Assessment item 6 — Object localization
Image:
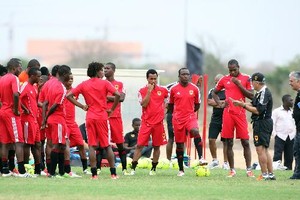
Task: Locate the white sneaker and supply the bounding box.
[199,158,208,166]
[169,160,173,169]
[17,172,36,178]
[83,169,92,175]
[40,170,48,176]
[177,171,185,177]
[208,160,219,169]
[68,172,82,178]
[273,160,287,170]
[130,170,135,175]
[149,170,156,176]
[222,162,230,170]
[2,172,13,177]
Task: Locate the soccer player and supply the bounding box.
[231,72,275,180]
[42,65,71,177]
[64,73,88,176]
[0,58,33,177]
[130,69,168,175]
[0,64,7,77]
[168,68,206,177]
[212,59,254,178]
[104,62,129,175]
[288,71,300,179]
[66,62,120,180]
[20,67,42,175]
[19,59,40,84]
[207,74,229,169]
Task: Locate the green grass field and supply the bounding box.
[0,167,299,200]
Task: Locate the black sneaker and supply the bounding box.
[268,173,276,180]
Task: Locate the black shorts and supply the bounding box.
[253,118,273,147]
[208,122,223,140]
[166,112,174,140]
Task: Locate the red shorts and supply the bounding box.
[86,119,109,148]
[48,123,67,145]
[172,117,198,143]
[108,117,124,144]
[21,119,40,144]
[45,126,52,141]
[66,123,84,147]
[137,121,167,146]
[0,112,24,144]
[221,111,249,139]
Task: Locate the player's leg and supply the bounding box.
[166,112,174,162]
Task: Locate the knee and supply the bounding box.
[225,139,234,148]
[176,143,184,149]
[35,142,42,149]
[241,140,250,148]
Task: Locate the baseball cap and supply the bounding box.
[251,72,265,83]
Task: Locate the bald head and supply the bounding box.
[214,74,224,84]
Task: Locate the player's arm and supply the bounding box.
[194,103,200,112]
[229,98,259,114]
[107,92,125,102]
[21,103,30,114]
[41,101,48,129]
[231,77,254,99]
[107,91,120,116]
[167,103,174,113]
[208,90,225,108]
[66,91,88,111]
[13,92,20,116]
[140,84,154,107]
[212,88,226,108]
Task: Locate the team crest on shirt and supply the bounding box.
[115,85,119,90]
[254,135,259,141]
[131,134,135,138]
[157,91,161,96]
[189,90,194,95]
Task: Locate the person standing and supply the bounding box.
[212,59,254,177]
[231,72,275,180]
[104,62,129,175]
[288,71,300,179]
[130,69,168,175]
[207,74,229,170]
[272,94,295,170]
[66,62,120,180]
[168,68,206,177]
[19,59,40,85]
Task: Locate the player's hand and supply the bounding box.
[147,83,154,92]
[107,109,113,117]
[229,97,243,107]
[231,77,240,86]
[41,121,48,130]
[81,105,89,111]
[23,108,30,115]
[13,109,20,116]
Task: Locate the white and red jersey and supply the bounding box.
[169,82,200,123]
[0,73,20,115]
[64,88,77,125]
[71,78,117,120]
[215,73,253,114]
[46,79,66,124]
[138,85,168,125]
[20,81,38,121]
[106,79,125,118]
[38,76,56,103]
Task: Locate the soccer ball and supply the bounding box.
[195,166,210,177]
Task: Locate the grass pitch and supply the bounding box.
[0,167,299,200]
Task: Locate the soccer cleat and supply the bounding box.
[90,175,98,180]
[12,168,20,176]
[268,173,276,180]
[227,170,236,177]
[61,173,71,178]
[256,174,269,181]
[111,174,119,180]
[122,170,131,176]
[130,170,136,175]
[48,175,64,179]
[222,162,230,170]
[208,160,219,169]
[17,172,36,178]
[97,169,101,175]
[246,170,255,178]
[199,158,208,166]
[83,169,92,175]
[68,172,82,178]
[177,171,185,177]
[149,170,156,176]
[2,172,13,177]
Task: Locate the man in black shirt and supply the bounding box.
[231,72,275,180]
[289,71,300,179]
[124,118,153,158]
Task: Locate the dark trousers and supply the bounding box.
[292,133,300,177]
[273,135,294,170]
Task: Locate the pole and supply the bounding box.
[202,74,208,159]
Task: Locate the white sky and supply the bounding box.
[1,0,300,67]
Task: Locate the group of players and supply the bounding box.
[3,57,296,180]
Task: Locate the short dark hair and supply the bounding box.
[178,67,189,76]
[106,62,116,71]
[40,66,50,76]
[87,62,104,78]
[7,58,21,71]
[28,67,40,76]
[282,94,291,103]
[51,65,60,76]
[146,69,158,79]
[132,118,141,124]
[0,64,7,76]
[27,59,40,69]
[58,65,71,77]
[228,59,239,67]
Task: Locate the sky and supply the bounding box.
[1,0,300,68]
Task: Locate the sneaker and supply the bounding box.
[149,170,156,176]
[68,172,82,178]
[290,175,300,179]
[122,170,130,176]
[199,158,208,166]
[2,172,13,177]
[273,160,287,170]
[83,169,92,175]
[130,170,136,175]
[177,171,185,177]
[227,170,236,177]
[268,173,276,180]
[61,173,71,178]
[90,175,98,180]
[111,174,119,180]
[97,169,101,175]
[256,174,269,181]
[12,168,20,176]
[222,162,230,170]
[208,160,219,169]
[169,160,173,169]
[17,172,36,178]
[246,170,255,178]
